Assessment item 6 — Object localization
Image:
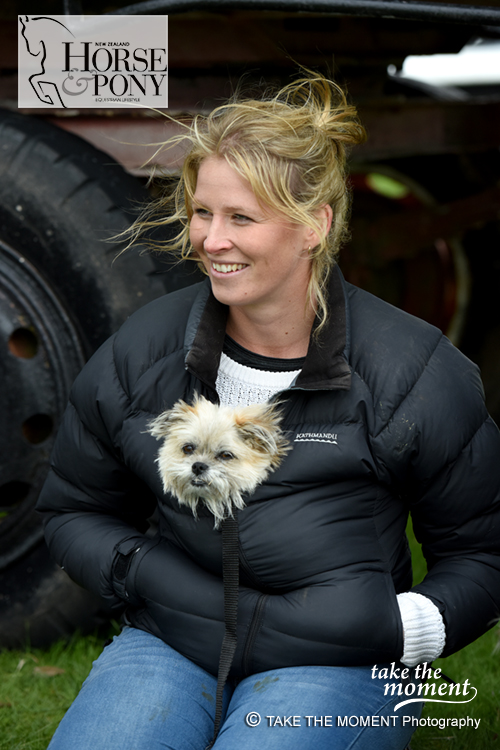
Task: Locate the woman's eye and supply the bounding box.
[217,451,235,461]
[194,208,210,217]
[182,444,196,455]
[233,214,251,223]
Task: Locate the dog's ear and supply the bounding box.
[237,420,278,453]
[235,405,290,466]
[148,399,194,439]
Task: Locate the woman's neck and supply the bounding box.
[226,303,315,358]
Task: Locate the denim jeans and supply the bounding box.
[48,627,421,750]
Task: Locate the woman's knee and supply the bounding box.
[48,628,222,750]
[213,664,420,750]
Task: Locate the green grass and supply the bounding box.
[407,519,500,749]
[0,530,498,749]
[406,628,500,749]
[0,625,119,750]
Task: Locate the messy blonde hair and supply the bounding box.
[131,71,366,331]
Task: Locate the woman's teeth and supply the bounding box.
[212,263,247,274]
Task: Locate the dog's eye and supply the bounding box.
[217,451,235,461]
[182,444,196,455]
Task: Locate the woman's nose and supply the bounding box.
[203,216,232,254]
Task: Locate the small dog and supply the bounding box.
[148,394,289,527]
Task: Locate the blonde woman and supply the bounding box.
[38,73,500,750]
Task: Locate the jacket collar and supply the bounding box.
[184,265,351,393]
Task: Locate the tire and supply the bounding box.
[0,110,168,647]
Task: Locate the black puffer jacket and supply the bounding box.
[37,267,500,678]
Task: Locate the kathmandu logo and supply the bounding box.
[294,432,338,445]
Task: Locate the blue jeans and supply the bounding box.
[48,627,421,749]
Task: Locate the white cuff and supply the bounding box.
[397,591,446,667]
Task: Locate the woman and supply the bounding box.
[37,73,500,749]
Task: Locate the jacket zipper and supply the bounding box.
[242,593,268,676]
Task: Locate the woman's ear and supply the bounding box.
[316,204,333,238]
[305,204,333,249]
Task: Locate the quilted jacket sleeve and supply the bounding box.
[372,333,500,657]
[36,333,157,611]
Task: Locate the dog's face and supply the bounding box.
[148,395,289,526]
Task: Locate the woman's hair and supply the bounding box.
[131,70,366,331]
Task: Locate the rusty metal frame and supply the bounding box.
[106,0,500,26]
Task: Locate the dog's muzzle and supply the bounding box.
[191,461,209,486]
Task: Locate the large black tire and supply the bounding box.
[0,110,169,648]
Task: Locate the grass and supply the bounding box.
[0,529,498,749]
[405,628,500,749]
[0,629,115,750]
[406,519,500,749]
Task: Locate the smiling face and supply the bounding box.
[189,156,316,318]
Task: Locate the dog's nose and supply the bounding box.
[192,461,208,476]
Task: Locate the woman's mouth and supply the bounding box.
[211,262,248,274]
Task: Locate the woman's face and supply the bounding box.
[189,156,318,316]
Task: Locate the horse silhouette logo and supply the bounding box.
[20,16,72,107]
[18,14,169,109]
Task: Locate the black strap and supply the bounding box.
[205,515,240,750]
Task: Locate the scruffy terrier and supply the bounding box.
[148,394,289,527]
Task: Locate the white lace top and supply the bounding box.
[215,352,301,407]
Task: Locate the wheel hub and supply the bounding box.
[0,239,85,569]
